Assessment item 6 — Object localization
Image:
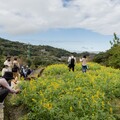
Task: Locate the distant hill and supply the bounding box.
[0,37,71,69]
[0,37,96,69]
[0,37,71,57]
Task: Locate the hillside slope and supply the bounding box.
[0,37,72,69]
[5,62,120,120]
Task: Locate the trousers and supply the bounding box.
[0,88,9,102]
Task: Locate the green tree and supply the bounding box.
[110,33,120,47]
[94,33,120,68]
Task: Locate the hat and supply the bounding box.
[2,72,14,81]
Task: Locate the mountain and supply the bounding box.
[0,37,73,69]
[0,37,96,70]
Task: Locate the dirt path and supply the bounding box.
[0,109,4,120]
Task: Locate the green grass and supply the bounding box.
[11,62,120,120]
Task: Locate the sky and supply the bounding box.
[0,0,120,52]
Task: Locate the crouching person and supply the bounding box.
[0,72,19,108]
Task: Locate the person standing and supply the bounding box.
[4,57,13,72]
[12,57,20,81]
[68,55,76,72]
[1,65,10,77]
[80,55,87,73]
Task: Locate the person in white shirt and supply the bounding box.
[80,55,87,73]
[12,57,20,81]
[4,57,13,72]
[1,65,10,76]
[68,55,76,72]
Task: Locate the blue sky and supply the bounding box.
[0,0,120,52]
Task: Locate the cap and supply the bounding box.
[2,72,14,81]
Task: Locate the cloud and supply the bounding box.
[0,0,120,35]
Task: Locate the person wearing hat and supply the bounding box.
[0,72,19,108]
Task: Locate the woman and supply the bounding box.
[12,57,20,82]
[0,72,19,108]
[80,55,87,73]
[1,65,9,76]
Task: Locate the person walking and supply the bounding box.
[80,55,87,73]
[68,55,76,72]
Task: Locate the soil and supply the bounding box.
[4,94,27,120]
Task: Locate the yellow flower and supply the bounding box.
[70,106,73,112]
[96,91,99,98]
[75,87,81,92]
[32,98,36,102]
[92,96,96,103]
[102,101,104,109]
[43,103,52,110]
[110,107,113,114]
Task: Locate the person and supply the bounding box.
[26,66,32,76]
[1,65,10,76]
[80,55,87,73]
[20,66,28,79]
[12,57,20,81]
[68,55,76,72]
[0,72,19,108]
[4,57,13,72]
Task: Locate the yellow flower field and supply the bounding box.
[12,62,120,120]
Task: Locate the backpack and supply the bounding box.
[70,58,75,65]
[12,64,19,72]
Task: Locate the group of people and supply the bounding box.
[68,55,87,73]
[0,56,33,109]
[2,57,20,83]
[0,57,20,108]
[20,65,32,79]
[0,55,86,108]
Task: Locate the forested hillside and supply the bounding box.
[0,37,71,69]
[0,37,94,70]
[93,33,120,69]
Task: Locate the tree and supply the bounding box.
[110,33,120,47]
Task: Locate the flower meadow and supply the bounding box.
[11,63,120,120]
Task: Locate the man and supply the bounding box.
[68,55,76,72]
[0,72,19,108]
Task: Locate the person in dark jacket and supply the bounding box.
[0,72,19,108]
[68,55,76,72]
